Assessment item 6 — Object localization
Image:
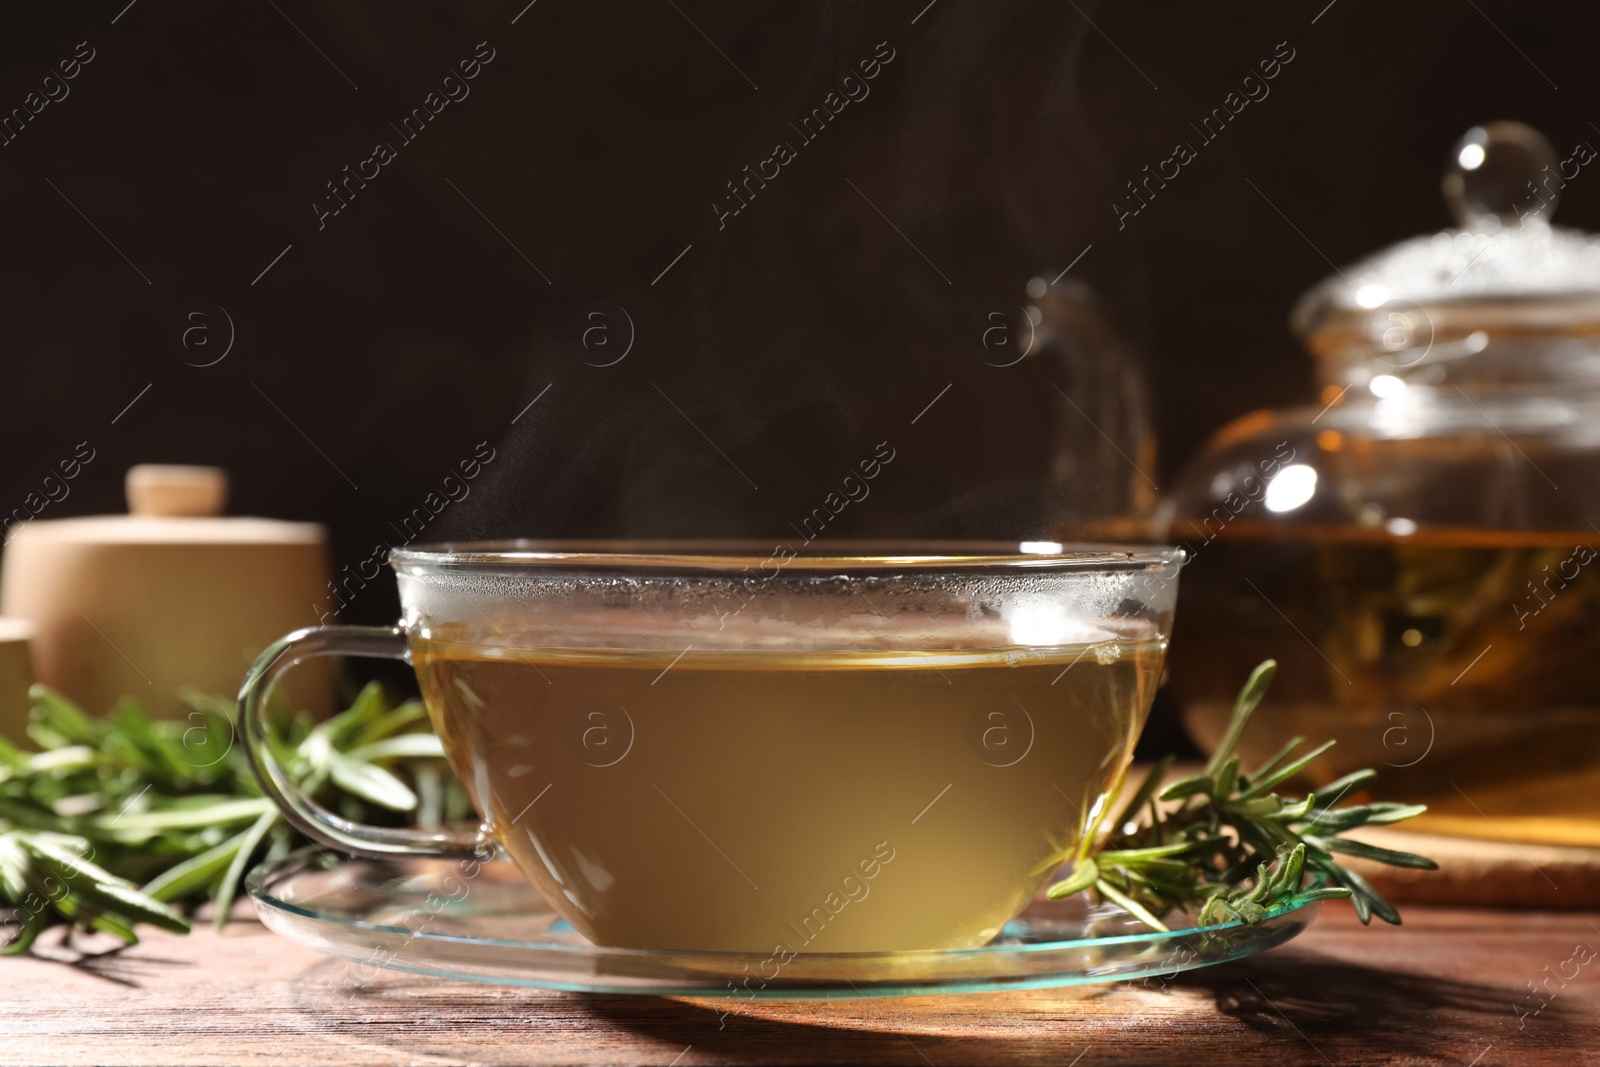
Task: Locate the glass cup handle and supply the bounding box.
[238,625,492,860]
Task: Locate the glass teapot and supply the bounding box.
[1166,121,1600,847]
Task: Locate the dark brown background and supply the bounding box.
[0,1,1591,746]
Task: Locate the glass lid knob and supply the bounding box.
[1442,121,1559,231]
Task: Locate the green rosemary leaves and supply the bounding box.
[0,682,463,952]
[1050,660,1437,930]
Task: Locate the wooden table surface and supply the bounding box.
[1,904,1597,1066]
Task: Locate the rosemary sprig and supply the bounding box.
[1053,659,1437,930]
[0,682,467,953]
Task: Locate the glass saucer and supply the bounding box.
[246,847,1322,1000]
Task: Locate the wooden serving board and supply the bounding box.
[1345,827,1600,910]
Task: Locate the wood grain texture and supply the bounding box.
[2,905,1597,1066]
[1348,828,1600,910]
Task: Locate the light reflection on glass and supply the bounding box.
[1264,464,1318,513]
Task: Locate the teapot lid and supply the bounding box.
[1291,121,1600,372]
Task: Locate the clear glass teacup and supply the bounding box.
[240,541,1181,952]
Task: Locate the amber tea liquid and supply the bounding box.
[412,635,1162,952]
[1170,521,1600,845]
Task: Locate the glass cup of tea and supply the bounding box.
[239,541,1181,953]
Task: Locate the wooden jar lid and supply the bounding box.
[125,464,228,518]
